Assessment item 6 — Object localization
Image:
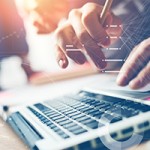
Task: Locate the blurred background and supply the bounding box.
[0,0,85,90]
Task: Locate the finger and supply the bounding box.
[31,8,57,33]
[103,13,113,29]
[81,5,111,47]
[55,45,68,68]
[105,13,122,44]
[34,21,51,34]
[41,13,58,32]
[55,22,86,65]
[129,62,150,89]
[69,9,106,69]
[117,41,150,86]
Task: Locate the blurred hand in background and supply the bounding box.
[22,0,92,34]
[22,0,70,34]
[0,0,42,85]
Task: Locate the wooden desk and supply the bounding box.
[0,118,29,150]
[0,117,150,150]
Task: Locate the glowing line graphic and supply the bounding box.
[106,48,121,50]
[102,70,121,73]
[102,59,125,62]
[66,45,74,48]
[66,49,82,51]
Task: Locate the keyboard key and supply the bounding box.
[44,111,55,116]
[71,114,85,120]
[108,107,119,114]
[76,116,92,123]
[129,109,139,117]
[84,109,98,115]
[101,114,114,122]
[34,103,49,112]
[47,113,60,118]
[48,123,56,129]
[50,126,70,139]
[97,103,111,109]
[52,116,64,121]
[53,126,60,132]
[138,121,149,129]
[67,126,87,135]
[131,103,142,109]
[77,106,89,111]
[110,116,122,123]
[71,128,87,135]
[67,112,81,117]
[96,95,123,104]
[55,118,68,123]
[93,114,103,119]
[81,107,93,113]
[122,127,134,135]
[59,120,73,126]
[141,105,150,112]
[63,109,77,115]
[84,120,103,129]
[63,122,76,129]
[45,121,53,126]
[59,133,70,139]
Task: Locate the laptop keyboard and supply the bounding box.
[28,91,150,139]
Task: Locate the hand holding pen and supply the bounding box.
[54,0,122,69]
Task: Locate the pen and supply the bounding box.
[100,0,113,25]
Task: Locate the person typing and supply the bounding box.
[24,0,150,89]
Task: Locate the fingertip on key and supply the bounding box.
[116,74,128,86]
[129,80,142,90]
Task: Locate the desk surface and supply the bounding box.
[0,118,28,150]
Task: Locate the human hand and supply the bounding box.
[24,0,70,34]
[117,38,150,89]
[54,3,122,69]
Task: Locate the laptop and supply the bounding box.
[6,82,150,150]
